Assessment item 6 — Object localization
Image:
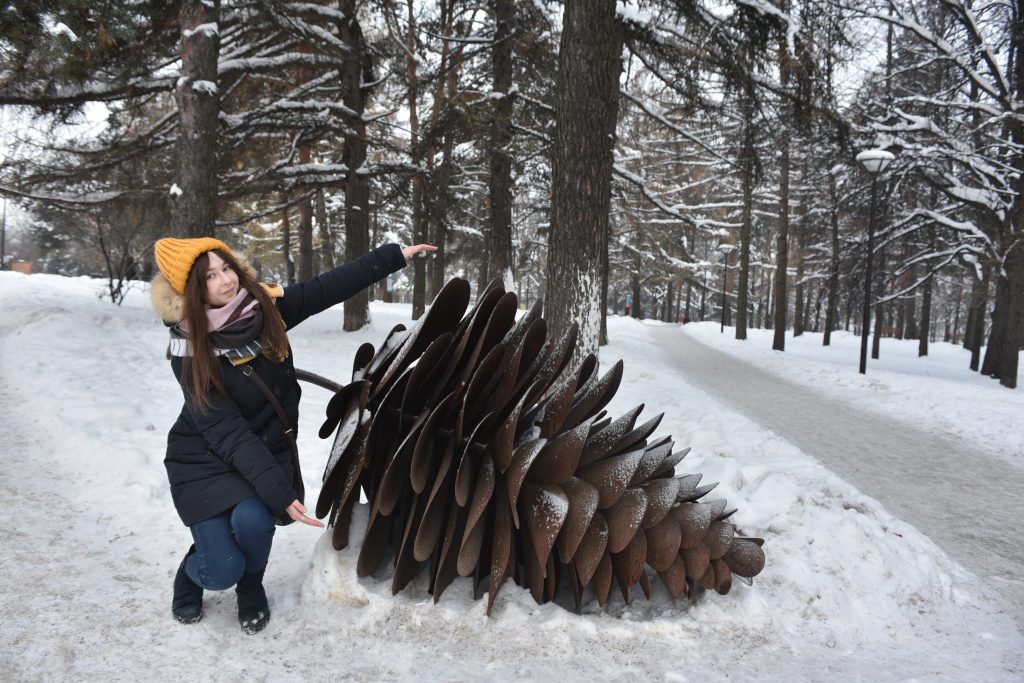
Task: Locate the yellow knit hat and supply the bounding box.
[154,237,232,295]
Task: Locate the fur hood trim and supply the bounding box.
[150,252,283,323]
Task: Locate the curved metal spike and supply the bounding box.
[432,504,467,602]
[639,477,680,529]
[723,538,766,578]
[578,447,645,509]
[592,552,613,607]
[491,386,534,471]
[454,412,494,507]
[674,473,703,502]
[518,482,569,573]
[351,342,375,381]
[674,501,716,550]
[528,416,592,485]
[650,445,691,479]
[316,404,367,519]
[658,555,688,600]
[376,409,430,516]
[413,441,456,561]
[609,412,664,459]
[644,515,682,572]
[505,438,547,527]
[679,481,719,503]
[320,378,370,440]
[373,278,471,400]
[605,488,648,554]
[486,495,514,615]
[580,404,645,468]
[705,520,736,560]
[555,477,600,562]
[458,454,496,576]
[409,392,458,495]
[401,331,453,413]
[712,558,733,595]
[630,439,675,486]
[681,542,711,580]
[564,359,623,431]
[611,530,647,601]
[538,373,577,439]
[573,511,609,586]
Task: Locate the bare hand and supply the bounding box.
[402,244,438,260]
[286,500,324,528]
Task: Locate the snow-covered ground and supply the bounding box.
[1,270,1021,680]
[684,321,1024,469]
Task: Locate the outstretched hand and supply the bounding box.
[286,500,324,527]
[402,244,438,261]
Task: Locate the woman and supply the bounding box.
[150,237,435,634]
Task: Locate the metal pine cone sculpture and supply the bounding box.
[315,277,765,614]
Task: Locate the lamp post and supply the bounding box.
[0,196,6,271]
[855,149,894,374]
[717,242,736,333]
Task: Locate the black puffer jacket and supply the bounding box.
[162,244,406,526]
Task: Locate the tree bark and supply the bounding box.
[824,170,840,345]
[282,200,295,284]
[735,72,755,341]
[487,0,515,293]
[315,188,335,270]
[405,0,427,320]
[544,0,623,365]
[339,0,371,331]
[172,0,220,238]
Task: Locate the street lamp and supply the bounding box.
[717,242,736,333]
[855,148,894,374]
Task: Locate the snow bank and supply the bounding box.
[0,271,1019,680]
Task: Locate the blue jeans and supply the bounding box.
[186,495,276,590]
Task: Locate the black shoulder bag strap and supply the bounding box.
[241,364,305,508]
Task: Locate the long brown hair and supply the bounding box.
[181,249,290,412]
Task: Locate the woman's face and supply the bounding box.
[203,251,240,308]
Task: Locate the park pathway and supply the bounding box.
[649,325,1024,631]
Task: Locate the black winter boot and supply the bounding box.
[172,544,203,624]
[236,568,270,634]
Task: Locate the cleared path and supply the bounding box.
[650,325,1024,631]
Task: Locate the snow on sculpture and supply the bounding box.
[313,277,765,613]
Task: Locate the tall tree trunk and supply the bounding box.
[488,0,515,293]
[425,0,461,301]
[968,265,991,371]
[772,27,791,351]
[919,274,932,357]
[340,0,371,331]
[545,0,623,365]
[172,0,220,238]
[735,73,755,341]
[315,188,335,270]
[793,222,804,336]
[282,200,295,284]
[405,0,428,320]
[599,205,610,345]
[297,158,314,281]
[429,129,453,300]
[824,170,840,345]
[872,237,886,359]
[772,143,790,350]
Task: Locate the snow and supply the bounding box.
[682,322,1024,469]
[182,22,219,40]
[51,22,78,42]
[191,80,218,96]
[169,183,183,197]
[0,271,1020,679]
